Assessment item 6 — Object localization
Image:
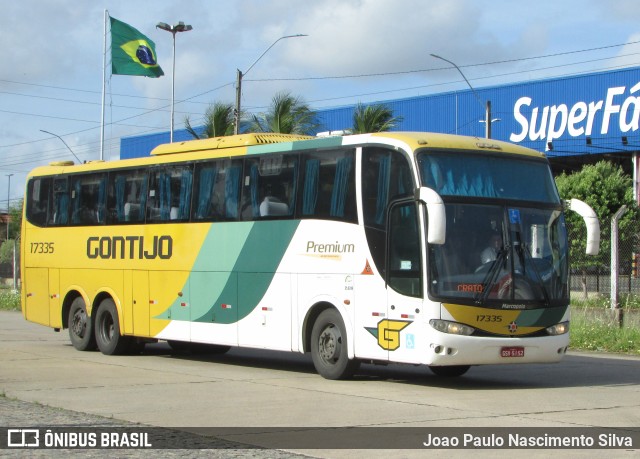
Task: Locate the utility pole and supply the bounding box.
[234,34,307,135]
[431,54,496,139]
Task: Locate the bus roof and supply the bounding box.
[29,132,546,178]
[150,133,314,156]
[150,131,545,159]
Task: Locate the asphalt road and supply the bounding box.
[0,310,638,458]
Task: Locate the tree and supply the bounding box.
[246,91,318,135]
[184,102,235,139]
[555,161,639,298]
[352,102,403,134]
[1,199,22,264]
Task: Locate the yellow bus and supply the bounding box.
[21,132,599,379]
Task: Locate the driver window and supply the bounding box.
[388,202,422,297]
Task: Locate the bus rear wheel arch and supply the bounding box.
[94,297,131,355]
[310,308,359,380]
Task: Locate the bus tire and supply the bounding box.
[68,297,96,351]
[428,365,470,377]
[94,298,131,355]
[310,308,359,380]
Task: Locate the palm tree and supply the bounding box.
[184,102,235,139]
[352,102,403,134]
[247,91,318,135]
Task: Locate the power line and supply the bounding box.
[1,39,638,159]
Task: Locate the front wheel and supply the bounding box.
[94,298,131,355]
[310,309,359,380]
[68,297,96,351]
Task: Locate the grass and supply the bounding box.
[569,294,640,355]
[0,288,20,311]
[1,286,638,355]
[570,311,640,354]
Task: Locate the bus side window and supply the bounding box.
[194,159,242,221]
[26,177,51,227]
[147,165,193,222]
[298,149,356,222]
[49,178,69,226]
[70,173,107,225]
[241,154,298,220]
[107,169,148,224]
[362,147,414,229]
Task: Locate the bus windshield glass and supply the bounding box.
[418,151,560,203]
[427,203,569,307]
[417,151,568,308]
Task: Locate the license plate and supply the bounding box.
[501,346,525,357]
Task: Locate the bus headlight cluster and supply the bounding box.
[429,319,475,336]
[546,321,569,336]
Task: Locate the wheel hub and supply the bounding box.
[318,325,341,363]
[72,310,86,338]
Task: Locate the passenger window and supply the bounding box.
[298,149,356,222]
[147,165,193,222]
[241,154,298,220]
[107,169,148,223]
[69,173,107,225]
[49,178,69,226]
[193,159,242,221]
[26,178,51,227]
[362,147,414,228]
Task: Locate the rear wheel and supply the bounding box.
[94,298,131,355]
[68,297,96,351]
[428,365,470,377]
[311,309,359,380]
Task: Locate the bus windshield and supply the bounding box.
[418,151,560,203]
[427,203,569,307]
[417,151,568,308]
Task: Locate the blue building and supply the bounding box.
[121,66,640,198]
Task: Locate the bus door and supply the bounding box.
[48,269,60,327]
[190,272,237,346]
[385,201,424,364]
[149,270,190,341]
[125,270,149,337]
[23,268,50,326]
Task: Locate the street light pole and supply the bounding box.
[430,53,493,139]
[156,21,193,143]
[234,34,307,135]
[40,130,82,163]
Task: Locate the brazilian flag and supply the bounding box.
[110,17,164,78]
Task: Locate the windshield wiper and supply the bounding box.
[474,246,508,305]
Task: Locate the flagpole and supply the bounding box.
[100,9,108,161]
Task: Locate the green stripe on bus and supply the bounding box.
[246,136,344,155]
[158,220,300,324]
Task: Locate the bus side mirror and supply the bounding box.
[565,198,600,256]
[417,187,446,245]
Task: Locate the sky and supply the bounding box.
[1,0,640,210]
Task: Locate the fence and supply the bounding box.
[568,217,640,298]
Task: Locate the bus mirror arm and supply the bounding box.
[565,198,600,256]
[416,187,446,245]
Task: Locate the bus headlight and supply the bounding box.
[546,321,569,336]
[430,319,475,336]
